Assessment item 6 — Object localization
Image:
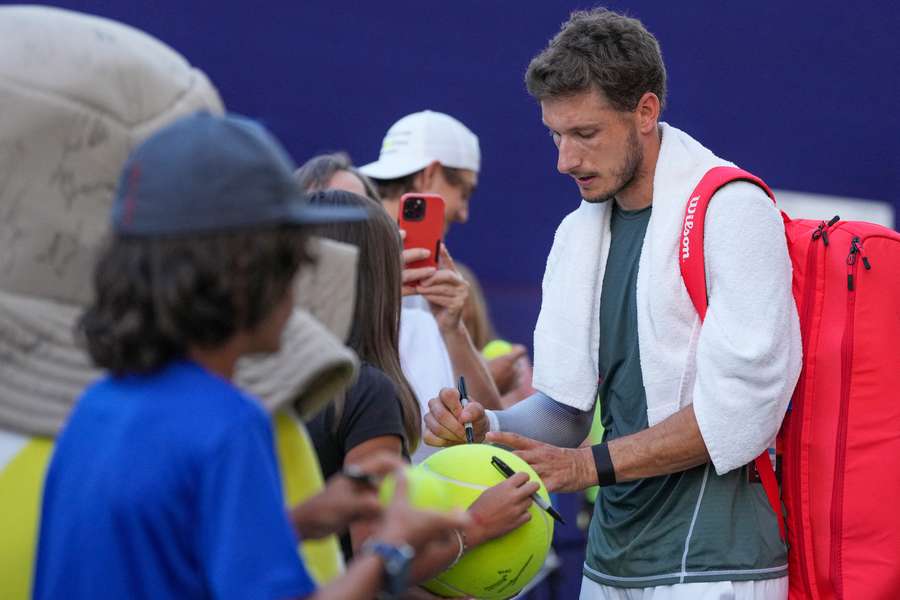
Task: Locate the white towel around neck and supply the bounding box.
[532,123,801,474]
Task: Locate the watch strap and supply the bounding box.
[361,539,415,597]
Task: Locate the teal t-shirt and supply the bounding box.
[584,203,786,588]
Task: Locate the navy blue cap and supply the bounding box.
[112,112,366,235]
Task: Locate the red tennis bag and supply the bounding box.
[680,166,900,600]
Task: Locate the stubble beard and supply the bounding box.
[582,127,643,204]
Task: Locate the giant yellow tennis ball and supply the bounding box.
[418,444,555,599]
[378,466,452,511]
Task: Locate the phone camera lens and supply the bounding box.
[403,197,426,221]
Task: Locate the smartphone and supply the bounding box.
[398,193,445,271]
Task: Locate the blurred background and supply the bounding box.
[43,1,900,596]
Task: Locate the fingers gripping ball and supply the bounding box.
[420,445,555,599]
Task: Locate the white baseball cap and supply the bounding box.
[359,110,480,180]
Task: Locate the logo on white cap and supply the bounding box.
[359,110,480,180]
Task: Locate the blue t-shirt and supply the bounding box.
[34,360,316,600]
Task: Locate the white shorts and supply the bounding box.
[578,576,788,600]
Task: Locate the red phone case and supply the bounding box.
[398,193,445,271]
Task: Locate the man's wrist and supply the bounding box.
[573,446,599,489]
[591,442,617,486]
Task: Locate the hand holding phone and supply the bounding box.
[400,234,435,296]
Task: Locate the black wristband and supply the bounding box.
[592,442,617,486]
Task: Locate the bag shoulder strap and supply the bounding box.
[679,166,785,542]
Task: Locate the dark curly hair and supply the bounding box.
[79,227,311,375]
[525,8,667,112]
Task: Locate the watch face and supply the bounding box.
[383,543,414,574]
[369,542,414,596]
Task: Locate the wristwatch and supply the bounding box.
[361,539,415,598]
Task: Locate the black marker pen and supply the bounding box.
[491,455,565,525]
[458,376,475,444]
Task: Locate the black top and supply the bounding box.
[307,363,409,558]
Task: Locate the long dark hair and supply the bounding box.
[79,227,310,375]
[304,189,421,451]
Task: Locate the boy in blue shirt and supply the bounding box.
[34,113,469,600]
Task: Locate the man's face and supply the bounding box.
[419,166,478,234]
[541,88,642,203]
